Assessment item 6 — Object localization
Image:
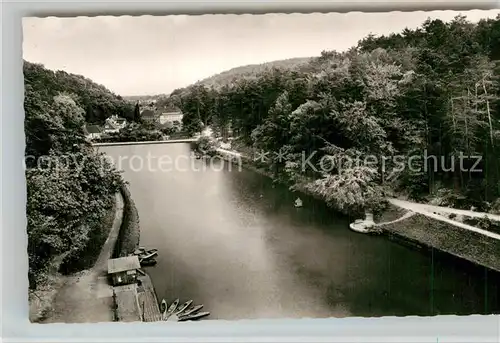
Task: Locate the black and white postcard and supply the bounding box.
[23,10,500,323]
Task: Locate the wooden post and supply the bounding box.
[482,78,495,148]
[142,301,145,322]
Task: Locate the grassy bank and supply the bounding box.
[379,213,500,273]
[114,183,140,257]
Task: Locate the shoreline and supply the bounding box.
[31,142,497,322]
[216,147,500,274]
[378,207,500,273]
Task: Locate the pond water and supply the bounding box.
[101,143,499,320]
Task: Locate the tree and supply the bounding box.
[165,15,500,211]
[134,102,142,123]
[305,145,386,215]
[24,64,124,284]
[23,60,134,124]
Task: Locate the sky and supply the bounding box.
[23,10,500,96]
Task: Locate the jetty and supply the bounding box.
[107,255,161,322]
[113,284,142,322]
[137,274,162,322]
[107,251,209,322]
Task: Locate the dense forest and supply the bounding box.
[194,57,312,89]
[24,61,126,286]
[24,62,135,124]
[178,15,500,214]
[123,94,165,102]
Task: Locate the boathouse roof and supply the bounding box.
[108,256,140,274]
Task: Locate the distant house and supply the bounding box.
[114,116,127,128]
[103,121,119,134]
[103,115,127,133]
[141,109,158,122]
[159,111,183,126]
[84,124,102,140]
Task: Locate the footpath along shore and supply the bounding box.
[216,147,500,273]
[40,193,124,323]
[378,200,500,273]
[93,139,196,147]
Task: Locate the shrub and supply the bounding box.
[194,136,219,156]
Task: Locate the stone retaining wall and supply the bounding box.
[114,184,140,258]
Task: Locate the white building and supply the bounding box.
[159,112,183,126]
[103,115,127,133]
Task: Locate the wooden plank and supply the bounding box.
[137,274,162,322]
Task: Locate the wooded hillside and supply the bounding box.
[24,61,135,124]
[24,61,124,286]
[194,57,312,88]
[178,15,500,214]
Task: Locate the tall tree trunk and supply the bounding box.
[481,78,495,201]
[481,78,495,148]
[450,96,461,191]
[450,96,456,132]
[423,85,434,194]
[465,90,472,184]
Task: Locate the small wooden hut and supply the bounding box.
[108,256,140,286]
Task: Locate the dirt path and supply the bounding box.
[388,198,500,241]
[375,211,415,226]
[388,198,500,222]
[41,193,124,323]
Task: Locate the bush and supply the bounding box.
[59,195,116,274]
[431,188,468,209]
[490,199,500,215]
[25,88,123,284]
[194,136,219,156]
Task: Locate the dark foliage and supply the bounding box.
[174,15,500,213]
[24,61,135,124]
[24,63,124,286]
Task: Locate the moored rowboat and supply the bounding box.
[139,258,157,266]
[163,298,179,320]
[133,248,158,256]
[180,304,203,317]
[175,300,193,314]
[160,299,167,314]
[179,311,210,321]
[139,251,158,260]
